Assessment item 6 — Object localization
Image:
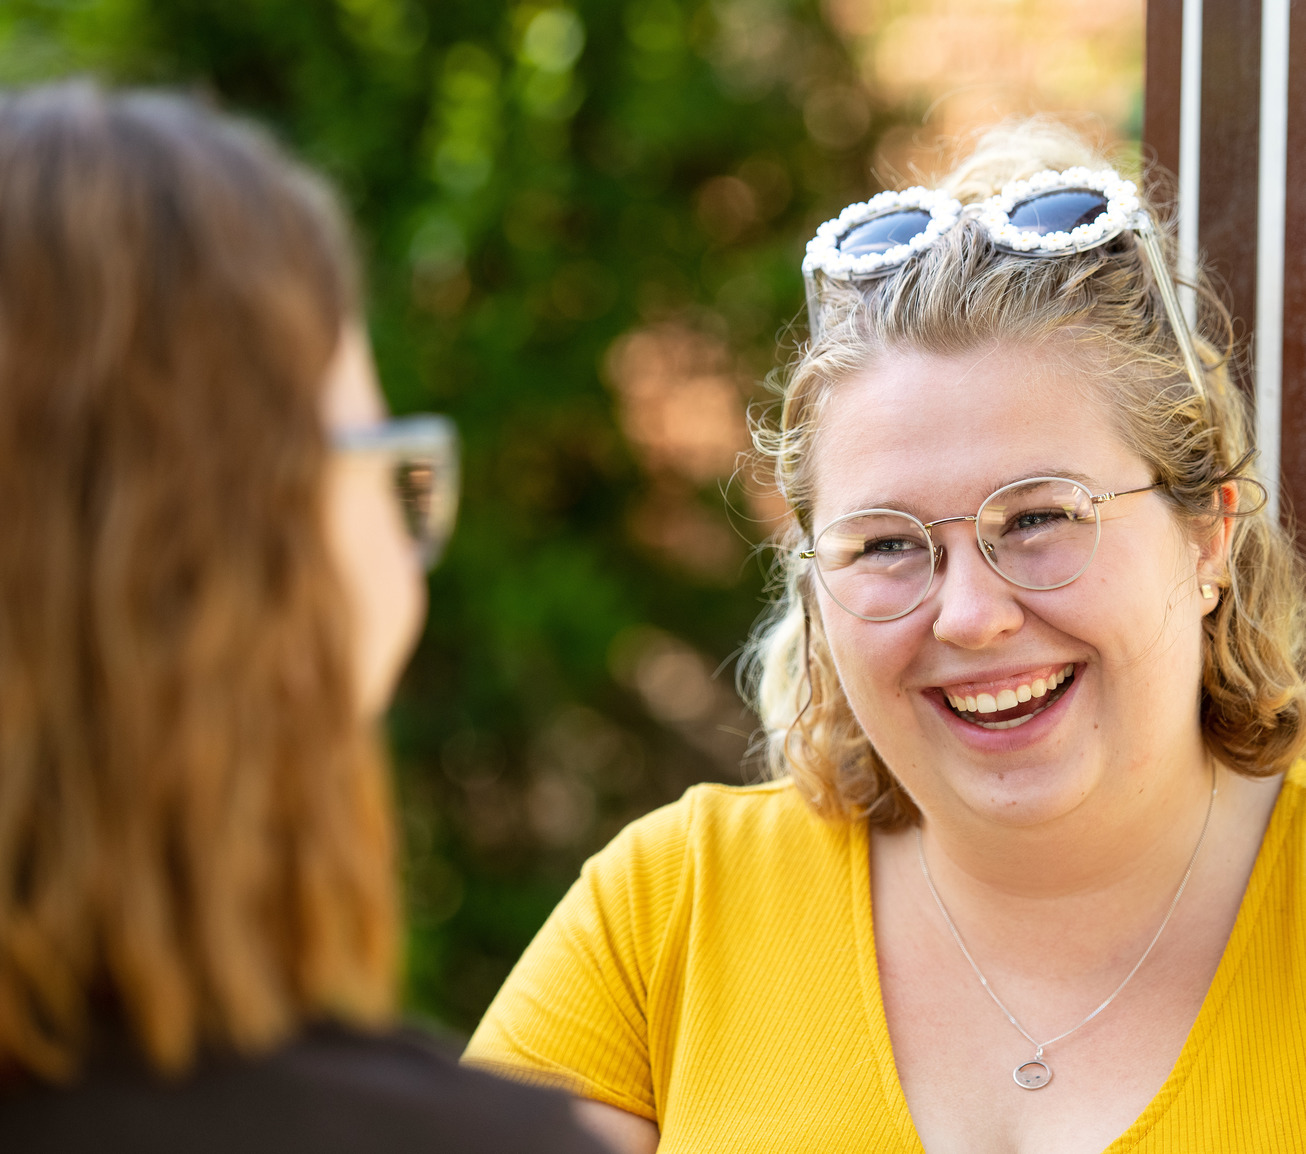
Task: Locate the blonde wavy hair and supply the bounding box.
[0,84,396,1081]
[744,121,1306,826]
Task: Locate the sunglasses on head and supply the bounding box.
[801,167,1205,398]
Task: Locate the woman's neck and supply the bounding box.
[924,748,1215,898]
[903,759,1283,984]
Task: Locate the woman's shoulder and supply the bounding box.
[1265,758,1306,843]
[600,776,835,864]
[1284,758,1306,794]
[584,776,853,907]
[0,1022,608,1154]
[661,775,815,826]
[1223,759,1306,932]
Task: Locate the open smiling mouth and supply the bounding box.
[941,664,1076,730]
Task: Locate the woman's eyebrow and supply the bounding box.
[838,496,915,516]
[839,468,1103,517]
[987,467,1099,491]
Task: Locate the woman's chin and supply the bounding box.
[917,671,1101,821]
[942,757,1102,829]
[874,683,1105,830]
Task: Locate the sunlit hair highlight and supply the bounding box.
[743,120,1306,825]
[0,83,397,1080]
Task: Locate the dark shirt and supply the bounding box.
[0,1022,612,1154]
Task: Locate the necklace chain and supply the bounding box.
[915,765,1218,1082]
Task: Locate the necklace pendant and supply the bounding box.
[1014,1052,1052,1090]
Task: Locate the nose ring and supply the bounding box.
[932,620,950,644]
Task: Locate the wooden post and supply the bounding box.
[1279,5,1306,536]
[1144,0,1184,182]
[1198,0,1262,398]
[1144,0,1305,535]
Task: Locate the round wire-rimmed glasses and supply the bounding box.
[334,414,460,570]
[799,476,1164,622]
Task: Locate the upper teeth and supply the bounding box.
[947,664,1074,714]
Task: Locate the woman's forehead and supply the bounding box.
[809,344,1138,520]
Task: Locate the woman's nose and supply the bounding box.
[927,524,1025,648]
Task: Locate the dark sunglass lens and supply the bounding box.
[838,209,933,257]
[1007,189,1109,237]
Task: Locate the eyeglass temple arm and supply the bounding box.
[1133,217,1206,399]
[1092,480,1166,504]
[804,272,824,340]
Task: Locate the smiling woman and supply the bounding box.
[464,121,1306,1153]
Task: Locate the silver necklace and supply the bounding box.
[915,767,1217,1091]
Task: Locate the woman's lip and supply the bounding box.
[941,664,1074,716]
[935,661,1076,699]
[925,664,1083,751]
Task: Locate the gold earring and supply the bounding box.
[1200,583,1217,600]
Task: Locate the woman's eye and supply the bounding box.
[1009,508,1066,532]
[862,536,922,555]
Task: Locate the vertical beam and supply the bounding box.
[1144,0,1184,183]
[1197,0,1262,396]
[1144,0,1203,331]
[1256,0,1291,520]
[1146,1,1306,533]
[1179,0,1204,326]
[1279,0,1306,535]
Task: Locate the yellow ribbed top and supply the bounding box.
[464,764,1306,1151]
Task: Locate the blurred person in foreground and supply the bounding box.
[0,81,608,1154]
[465,121,1306,1151]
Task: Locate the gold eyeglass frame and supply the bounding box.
[799,476,1165,622]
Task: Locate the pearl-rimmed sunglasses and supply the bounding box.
[334,414,459,570]
[801,167,1205,399]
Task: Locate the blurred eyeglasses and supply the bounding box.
[799,475,1164,622]
[334,414,459,569]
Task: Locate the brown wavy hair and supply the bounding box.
[0,83,396,1081]
[744,120,1306,825]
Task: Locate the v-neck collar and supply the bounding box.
[851,764,1303,1153]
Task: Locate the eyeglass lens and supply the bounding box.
[834,188,1115,267]
[395,459,434,539]
[393,456,458,566]
[1006,189,1109,236]
[813,479,1100,620]
[838,208,934,257]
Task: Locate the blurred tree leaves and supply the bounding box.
[0,0,898,1032]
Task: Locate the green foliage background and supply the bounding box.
[0,0,906,1034]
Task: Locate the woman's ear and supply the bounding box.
[1196,481,1239,614]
